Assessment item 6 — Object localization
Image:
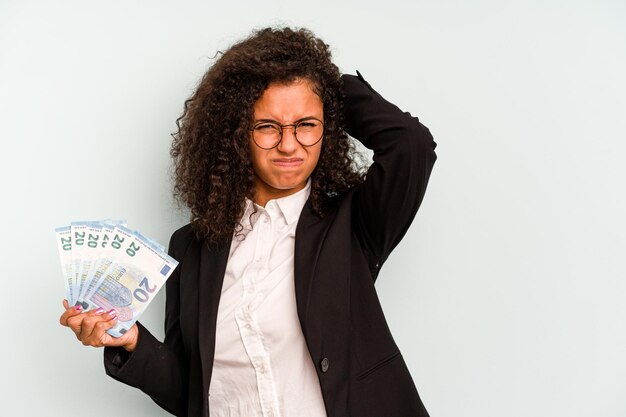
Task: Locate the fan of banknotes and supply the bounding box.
[54,220,178,337]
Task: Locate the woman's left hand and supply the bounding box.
[59,299,138,352]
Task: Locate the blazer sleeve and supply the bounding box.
[343,71,437,277]
[103,227,190,416]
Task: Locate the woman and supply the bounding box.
[60,27,437,417]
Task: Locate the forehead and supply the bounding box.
[253,78,323,122]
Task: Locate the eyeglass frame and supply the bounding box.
[248,117,325,150]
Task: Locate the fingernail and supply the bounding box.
[107,309,117,317]
[110,315,118,321]
[74,305,83,311]
[95,308,104,314]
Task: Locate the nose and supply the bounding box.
[277,125,298,153]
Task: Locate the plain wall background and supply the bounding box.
[1,0,624,416]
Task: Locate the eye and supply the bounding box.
[296,120,320,131]
[255,123,280,133]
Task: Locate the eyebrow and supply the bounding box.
[253,116,321,124]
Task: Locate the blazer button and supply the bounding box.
[320,357,330,373]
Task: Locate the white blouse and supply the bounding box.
[209,181,327,417]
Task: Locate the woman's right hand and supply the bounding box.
[59,300,138,352]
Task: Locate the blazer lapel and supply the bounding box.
[294,201,333,328]
[197,239,231,400]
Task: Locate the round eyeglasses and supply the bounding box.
[249,117,324,150]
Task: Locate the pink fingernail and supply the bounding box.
[107,309,117,317]
[110,315,118,321]
[95,308,104,314]
[74,305,83,311]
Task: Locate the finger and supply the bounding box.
[72,307,107,341]
[66,309,89,338]
[59,304,84,327]
[80,309,113,345]
[83,310,119,347]
[85,307,106,317]
[93,311,119,346]
[62,299,69,309]
[78,307,106,332]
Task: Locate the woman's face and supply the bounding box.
[249,78,323,206]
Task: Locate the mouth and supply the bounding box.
[272,158,304,168]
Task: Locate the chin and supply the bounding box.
[272,181,303,191]
[270,174,305,188]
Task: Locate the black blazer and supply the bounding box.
[104,72,437,417]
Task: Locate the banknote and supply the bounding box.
[85,226,178,337]
[79,221,127,308]
[79,224,135,310]
[54,226,74,304]
[70,222,89,302]
[55,220,177,337]
[76,222,103,302]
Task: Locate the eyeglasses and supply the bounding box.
[249,117,324,150]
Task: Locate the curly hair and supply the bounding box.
[171,27,365,246]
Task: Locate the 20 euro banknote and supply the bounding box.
[55,221,178,337]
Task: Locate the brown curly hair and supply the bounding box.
[171,27,365,246]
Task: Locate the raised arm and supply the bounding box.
[343,71,437,278]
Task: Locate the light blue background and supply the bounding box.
[1,1,624,416]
